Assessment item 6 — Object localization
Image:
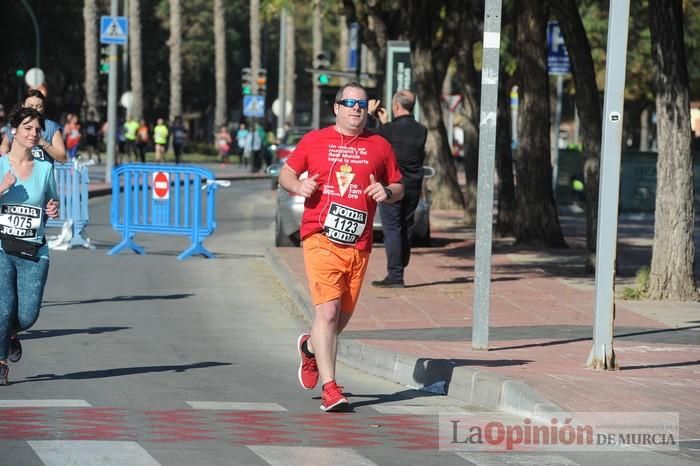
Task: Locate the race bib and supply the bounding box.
[323,202,367,246]
[32,147,45,160]
[0,204,42,239]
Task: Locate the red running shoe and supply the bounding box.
[320,381,349,412]
[297,333,319,390]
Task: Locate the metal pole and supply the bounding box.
[122,0,129,95]
[586,0,631,370]
[276,7,287,138]
[471,0,502,350]
[551,74,563,196]
[18,0,40,67]
[106,0,119,184]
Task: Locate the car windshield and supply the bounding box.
[284,131,307,146]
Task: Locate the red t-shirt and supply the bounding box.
[286,125,402,252]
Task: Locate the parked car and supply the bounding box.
[267,165,435,247]
[268,127,311,189]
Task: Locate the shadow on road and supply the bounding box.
[22,326,131,340]
[42,293,194,307]
[17,361,232,384]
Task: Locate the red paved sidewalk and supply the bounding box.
[274,210,700,441]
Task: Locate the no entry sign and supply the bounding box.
[152,171,170,200]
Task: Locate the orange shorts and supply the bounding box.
[302,232,370,313]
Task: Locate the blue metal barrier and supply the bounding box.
[109,163,221,260]
[46,160,91,248]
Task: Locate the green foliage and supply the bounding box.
[620,266,651,300]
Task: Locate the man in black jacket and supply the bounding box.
[368,90,427,288]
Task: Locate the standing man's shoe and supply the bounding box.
[297,333,319,390]
[371,277,404,288]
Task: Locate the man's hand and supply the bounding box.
[368,99,388,124]
[364,174,388,203]
[45,198,59,218]
[297,173,320,198]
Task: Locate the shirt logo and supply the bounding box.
[335,164,355,197]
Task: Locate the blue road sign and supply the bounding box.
[547,21,570,75]
[100,16,128,45]
[243,95,265,118]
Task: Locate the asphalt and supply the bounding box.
[81,160,700,445]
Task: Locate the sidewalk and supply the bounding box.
[268,209,700,442]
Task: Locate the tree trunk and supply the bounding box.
[639,106,650,151]
[513,0,566,247]
[249,0,261,96]
[83,0,98,118]
[129,0,143,120]
[169,0,182,122]
[647,0,698,300]
[407,0,464,210]
[214,0,227,128]
[285,11,295,125]
[551,0,602,269]
[495,74,517,237]
[455,19,481,226]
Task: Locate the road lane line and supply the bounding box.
[186,401,287,411]
[28,441,160,465]
[0,399,92,408]
[248,445,377,465]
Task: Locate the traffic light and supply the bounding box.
[100,46,110,74]
[315,52,330,86]
[15,68,25,78]
[241,67,252,95]
[257,69,267,95]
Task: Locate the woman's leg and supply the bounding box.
[14,257,50,333]
[0,252,18,360]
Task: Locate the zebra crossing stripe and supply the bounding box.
[28,441,161,466]
[455,452,579,465]
[248,445,378,465]
[186,401,287,411]
[0,399,91,407]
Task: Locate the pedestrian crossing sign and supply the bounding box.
[100,16,128,45]
[243,95,265,118]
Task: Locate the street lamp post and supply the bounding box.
[18,0,40,67]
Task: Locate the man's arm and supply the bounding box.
[0,134,9,154]
[44,131,67,162]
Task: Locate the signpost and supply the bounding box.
[101,9,128,184]
[152,172,170,200]
[243,95,265,118]
[547,21,571,196]
[471,0,503,350]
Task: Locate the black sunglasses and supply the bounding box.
[336,99,368,109]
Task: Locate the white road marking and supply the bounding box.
[248,445,377,466]
[0,399,91,408]
[455,452,579,465]
[186,401,287,411]
[28,441,161,466]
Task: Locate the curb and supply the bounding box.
[266,246,565,422]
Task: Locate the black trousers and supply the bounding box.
[378,189,420,282]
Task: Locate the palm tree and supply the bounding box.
[169,0,182,121]
[214,0,227,129]
[83,0,98,117]
[129,0,143,120]
[250,0,261,95]
[284,10,295,124]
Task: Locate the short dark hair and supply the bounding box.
[10,107,45,131]
[334,81,367,102]
[393,89,416,113]
[22,89,47,104]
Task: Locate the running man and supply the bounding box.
[278,82,404,412]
